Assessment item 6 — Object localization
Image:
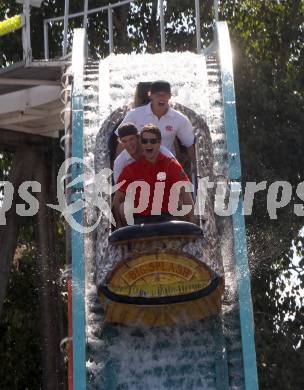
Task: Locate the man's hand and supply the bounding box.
[113,190,126,227]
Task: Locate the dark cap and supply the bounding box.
[150,80,171,94]
[117,123,139,138]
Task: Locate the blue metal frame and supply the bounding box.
[71,28,87,390]
[216,21,259,390]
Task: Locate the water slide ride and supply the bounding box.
[0,1,259,389]
[69,14,259,390]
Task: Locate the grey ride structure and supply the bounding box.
[0,1,259,389]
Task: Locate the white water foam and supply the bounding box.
[83,51,244,389]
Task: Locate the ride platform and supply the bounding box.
[0,60,66,138]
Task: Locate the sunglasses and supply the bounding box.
[141,138,159,144]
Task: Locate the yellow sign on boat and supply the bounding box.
[109,252,211,296]
[101,251,224,326]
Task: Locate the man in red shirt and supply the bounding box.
[113,124,196,226]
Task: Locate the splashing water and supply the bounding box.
[82,52,245,389]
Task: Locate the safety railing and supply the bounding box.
[0,0,221,67]
[43,0,220,60]
[1,0,220,65]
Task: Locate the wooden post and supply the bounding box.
[0,140,65,389]
[0,148,29,316]
[35,148,65,390]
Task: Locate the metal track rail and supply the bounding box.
[215,21,259,390]
[71,28,87,390]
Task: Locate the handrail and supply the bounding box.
[1,1,220,65]
[43,0,134,59]
[43,0,220,60]
[214,0,219,21]
[195,0,201,53]
[108,7,114,54]
[63,0,69,57]
[44,0,134,24]
[159,0,166,52]
[83,0,89,29]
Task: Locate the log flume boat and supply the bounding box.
[95,80,224,327]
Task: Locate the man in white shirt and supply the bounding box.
[117,81,195,163]
[113,123,174,183]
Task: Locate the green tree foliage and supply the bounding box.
[0,1,303,389]
[0,240,42,389]
[220,1,304,388]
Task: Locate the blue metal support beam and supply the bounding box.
[215,21,259,390]
[71,28,87,390]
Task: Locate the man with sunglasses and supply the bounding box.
[113,124,196,226]
[113,122,174,183]
[117,80,195,165]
